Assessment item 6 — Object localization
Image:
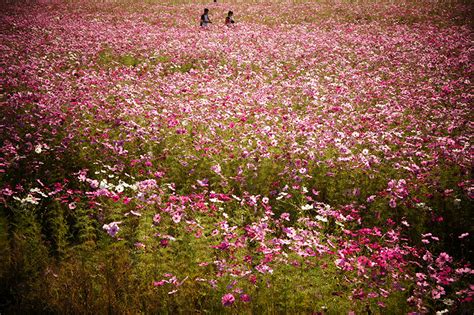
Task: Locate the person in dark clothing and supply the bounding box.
[225,11,234,26]
[200,8,212,27]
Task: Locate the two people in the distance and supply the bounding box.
[200,9,234,27]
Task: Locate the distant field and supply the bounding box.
[1,0,473,313]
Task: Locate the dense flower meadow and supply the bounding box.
[1,0,473,313]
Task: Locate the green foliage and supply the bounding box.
[98,48,142,67]
[72,205,98,246]
[43,201,69,256]
[0,205,50,311]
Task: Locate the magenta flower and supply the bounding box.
[153,280,166,287]
[221,293,235,306]
[240,294,251,302]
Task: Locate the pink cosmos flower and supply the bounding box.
[211,164,221,174]
[435,252,452,267]
[422,250,433,262]
[172,212,182,223]
[240,294,251,302]
[255,264,273,274]
[455,267,472,274]
[1,188,14,196]
[459,233,469,239]
[153,280,167,287]
[153,213,161,224]
[215,241,230,250]
[221,293,235,306]
[389,198,397,208]
[431,285,445,299]
[197,179,209,187]
[154,171,165,178]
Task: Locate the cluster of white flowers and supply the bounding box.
[13,187,49,205]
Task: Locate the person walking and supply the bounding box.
[225,11,234,26]
[200,8,212,27]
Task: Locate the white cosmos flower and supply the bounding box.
[115,184,124,193]
[99,179,109,189]
[315,215,328,222]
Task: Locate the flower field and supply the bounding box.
[1,0,473,313]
